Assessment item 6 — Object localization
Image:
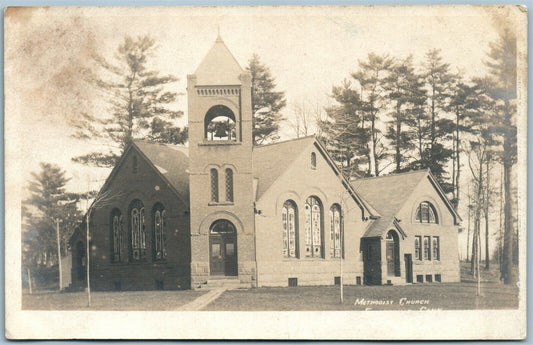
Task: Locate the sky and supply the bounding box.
[4,5,523,258]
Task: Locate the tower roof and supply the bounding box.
[194,35,244,86]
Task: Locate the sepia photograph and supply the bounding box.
[4,5,527,339]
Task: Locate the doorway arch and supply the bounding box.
[209,219,238,276]
[385,230,400,277]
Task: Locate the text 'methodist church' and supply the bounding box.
[69,34,462,291]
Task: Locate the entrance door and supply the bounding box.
[404,254,413,283]
[362,238,382,285]
[209,219,238,276]
[386,230,401,277]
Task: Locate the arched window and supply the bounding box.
[415,201,438,223]
[330,204,342,258]
[210,169,219,203]
[415,236,422,260]
[204,105,237,141]
[129,199,146,261]
[432,236,440,261]
[153,203,167,261]
[225,168,234,202]
[311,152,317,169]
[110,208,124,263]
[210,219,236,233]
[282,200,298,258]
[305,196,323,258]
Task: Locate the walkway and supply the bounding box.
[177,288,226,311]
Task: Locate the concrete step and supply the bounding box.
[202,278,252,290]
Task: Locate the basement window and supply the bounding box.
[435,274,441,282]
[288,278,298,287]
[416,275,423,283]
[425,275,433,283]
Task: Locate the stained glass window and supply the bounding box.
[415,236,422,260]
[210,169,219,203]
[330,204,342,258]
[432,236,440,261]
[111,209,124,263]
[423,236,431,260]
[305,196,323,258]
[282,200,298,258]
[130,200,146,261]
[153,204,166,261]
[225,168,234,202]
[415,201,438,223]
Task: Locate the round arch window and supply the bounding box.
[210,219,236,234]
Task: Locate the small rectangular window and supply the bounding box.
[356,276,362,285]
[425,275,433,283]
[288,278,298,287]
[334,276,341,285]
[435,274,442,282]
[416,275,423,283]
[211,243,220,257]
[226,243,235,256]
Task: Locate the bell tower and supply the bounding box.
[187,34,256,287]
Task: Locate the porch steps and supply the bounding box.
[199,277,252,290]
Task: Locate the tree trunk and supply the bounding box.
[395,104,401,172]
[455,106,461,209]
[502,159,514,284]
[485,158,490,270]
[501,98,515,285]
[371,114,378,176]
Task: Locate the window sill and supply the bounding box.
[208,202,235,206]
[199,141,241,146]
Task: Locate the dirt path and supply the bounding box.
[177,288,226,311]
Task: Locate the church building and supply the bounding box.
[69,35,461,291]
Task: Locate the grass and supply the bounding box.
[22,262,519,311]
[22,290,206,311]
[205,282,519,311]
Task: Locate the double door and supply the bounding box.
[209,234,237,276]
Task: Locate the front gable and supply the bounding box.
[97,143,188,208]
[254,137,377,221]
[396,173,460,228]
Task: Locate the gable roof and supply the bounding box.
[252,136,379,220]
[351,169,461,238]
[194,35,243,86]
[252,136,316,200]
[133,140,190,206]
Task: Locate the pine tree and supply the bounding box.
[72,35,187,167]
[385,55,424,172]
[447,79,483,209]
[23,163,81,271]
[421,49,455,190]
[352,53,394,176]
[318,80,368,178]
[485,28,518,284]
[246,54,287,145]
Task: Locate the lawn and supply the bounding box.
[205,282,519,311]
[21,281,519,311]
[22,290,206,311]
